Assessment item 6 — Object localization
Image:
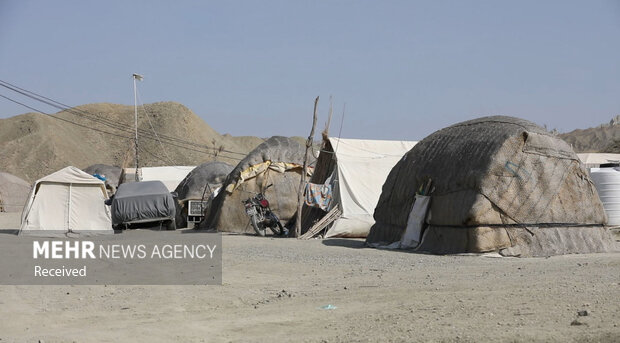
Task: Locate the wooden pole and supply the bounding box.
[296,96,319,237]
[322,96,333,142]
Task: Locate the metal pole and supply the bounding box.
[133,74,140,181]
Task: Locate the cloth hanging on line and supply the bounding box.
[304,183,333,211]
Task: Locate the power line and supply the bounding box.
[0,91,246,163]
[0,79,248,157]
[0,80,249,162]
[0,93,134,140]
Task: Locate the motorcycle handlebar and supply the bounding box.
[241,184,273,202]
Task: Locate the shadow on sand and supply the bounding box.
[321,238,366,249]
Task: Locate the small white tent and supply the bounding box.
[302,137,417,238]
[20,166,113,236]
[577,153,620,169]
[122,166,195,192]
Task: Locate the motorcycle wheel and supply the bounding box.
[250,214,266,237]
[268,214,283,236]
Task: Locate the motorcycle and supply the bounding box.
[242,184,287,237]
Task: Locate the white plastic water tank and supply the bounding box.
[590,167,620,226]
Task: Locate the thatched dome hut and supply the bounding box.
[173,161,234,228]
[83,164,122,192]
[366,116,616,256]
[200,136,307,234]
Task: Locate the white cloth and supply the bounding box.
[400,195,431,249]
[324,137,417,238]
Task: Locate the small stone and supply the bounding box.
[571,319,587,326]
[577,310,589,317]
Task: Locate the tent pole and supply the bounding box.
[67,183,72,233]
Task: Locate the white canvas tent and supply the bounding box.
[577,153,620,169]
[303,137,417,238]
[20,166,113,236]
[122,166,195,192]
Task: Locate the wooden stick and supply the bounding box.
[322,96,333,141]
[296,96,319,237]
[299,207,342,239]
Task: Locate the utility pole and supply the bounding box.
[132,73,143,182]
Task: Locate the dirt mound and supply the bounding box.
[559,120,620,153]
[0,102,263,182]
[224,135,266,153]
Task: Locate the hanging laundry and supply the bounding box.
[304,183,332,211]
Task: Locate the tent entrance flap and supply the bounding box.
[400,195,431,249]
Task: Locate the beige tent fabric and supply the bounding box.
[0,172,31,212]
[20,166,112,236]
[226,161,303,192]
[577,153,620,168]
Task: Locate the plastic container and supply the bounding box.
[590,167,620,226]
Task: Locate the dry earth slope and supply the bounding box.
[559,116,620,153]
[0,102,260,182]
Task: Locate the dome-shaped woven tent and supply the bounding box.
[366,116,616,257]
[173,161,234,228]
[200,136,307,234]
[83,164,122,193]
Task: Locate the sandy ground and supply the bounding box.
[0,212,618,343]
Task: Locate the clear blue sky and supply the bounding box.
[1,0,619,140]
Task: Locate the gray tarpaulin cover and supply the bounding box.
[112,180,175,225]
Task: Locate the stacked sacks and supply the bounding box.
[200,136,307,234]
[366,116,616,257]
